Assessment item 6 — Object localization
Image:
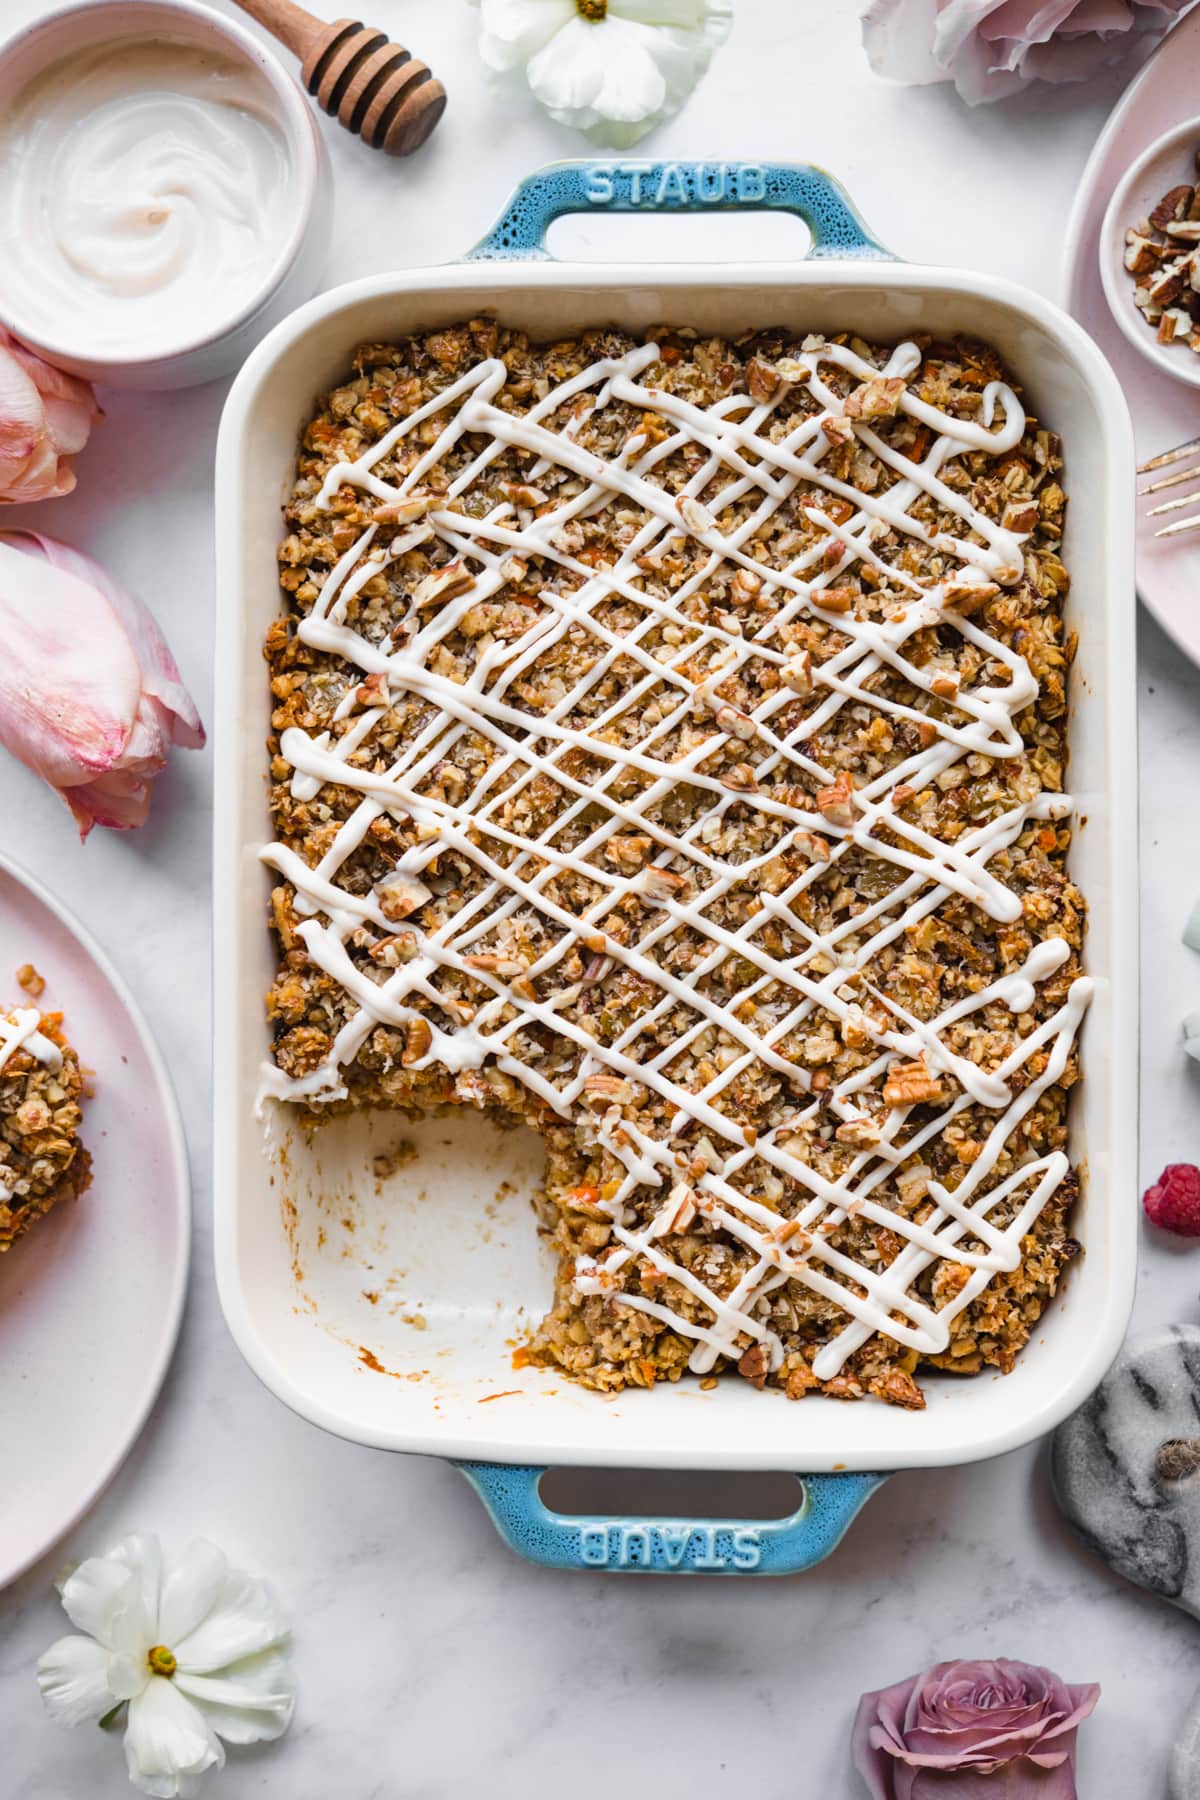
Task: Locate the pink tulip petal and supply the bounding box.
[0,330,99,503]
[0,538,141,787]
[0,350,45,475]
[14,533,206,749]
[0,530,203,836]
[1,331,99,411]
[39,394,98,458]
[65,770,155,836]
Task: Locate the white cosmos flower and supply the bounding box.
[471,0,733,148]
[36,1534,295,1799]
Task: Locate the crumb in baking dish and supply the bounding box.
[0,998,91,1251]
[262,320,1086,1409]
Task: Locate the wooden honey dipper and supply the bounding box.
[231,0,445,157]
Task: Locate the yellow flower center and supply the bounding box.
[147,1645,177,1678]
[576,0,607,18]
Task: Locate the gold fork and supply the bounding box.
[1139,436,1200,536]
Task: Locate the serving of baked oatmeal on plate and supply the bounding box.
[0,853,188,1586]
[0,967,90,1253]
[261,319,1087,1411]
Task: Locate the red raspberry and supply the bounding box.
[1143,1164,1200,1236]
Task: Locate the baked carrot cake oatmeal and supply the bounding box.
[0,970,91,1251]
[261,319,1087,1409]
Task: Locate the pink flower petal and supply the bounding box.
[0,330,100,504]
[40,393,98,458]
[0,537,141,784]
[855,1660,1099,1800]
[65,770,154,836]
[862,0,1188,101]
[0,532,203,837]
[14,534,205,750]
[0,349,46,485]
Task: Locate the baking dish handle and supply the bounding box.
[465,160,894,264]
[455,1462,887,1575]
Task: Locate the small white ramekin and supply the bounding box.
[1100,116,1200,392]
[0,0,331,390]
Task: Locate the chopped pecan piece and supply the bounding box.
[836,1115,883,1148]
[721,762,759,793]
[843,375,906,420]
[401,1017,432,1066]
[583,1074,638,1108]
[712,700,757,741]
[370,931,418,967]
[1151,184,1194,230]
[815,770,856,829]
[605,833,653,870]
[795,829,831,863]
[745,356,780,403]
[1124,229,1162,275]
[372,491,436,524]
[820,412,855,445]
[729,567,762,604]
[678,494,714,533]
[883,1055,946,1108]
[640,866,693,903]
[782,650,813,693]
[353,671,390,710]
[378,875,432,921]
[412,560,475,608]
[498,480,547,507]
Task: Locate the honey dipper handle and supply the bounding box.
[229,0,325,61]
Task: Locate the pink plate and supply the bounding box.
[0,853,189,1588]
[1063,6,1200,668]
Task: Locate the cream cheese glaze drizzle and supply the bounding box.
[0,1009,61,1079]
[0,39,292,357]
[262,335,1089,1382]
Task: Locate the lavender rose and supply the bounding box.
[853,1658,1100,1799]
[861,0,1190,106]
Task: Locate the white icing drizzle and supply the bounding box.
[262,334,1089,1384]
[0,1008,61,1078]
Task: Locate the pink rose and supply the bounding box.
[0,531,204,837]
[0,329,100,503]
[853,1658,1100,1798]
[861,0,1190,105]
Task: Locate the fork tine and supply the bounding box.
[1139,462,1200,495]
[1138,435,1200,473]
[1155,510,1200,537]
[1148,490,1200,516]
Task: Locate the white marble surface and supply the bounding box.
[2,2,1199,1793]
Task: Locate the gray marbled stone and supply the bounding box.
[1170,1690,1200,1800]
[1051,1324,1200,1617]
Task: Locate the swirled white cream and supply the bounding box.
[0,38,293,357]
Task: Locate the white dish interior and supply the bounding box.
[1099,115,1200,390]
[215,262,1138,1473]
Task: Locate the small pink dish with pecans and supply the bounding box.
[1101,116,1200,388]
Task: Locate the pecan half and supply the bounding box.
[883,1056,946,1108]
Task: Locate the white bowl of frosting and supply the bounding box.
[0,0,331,389]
